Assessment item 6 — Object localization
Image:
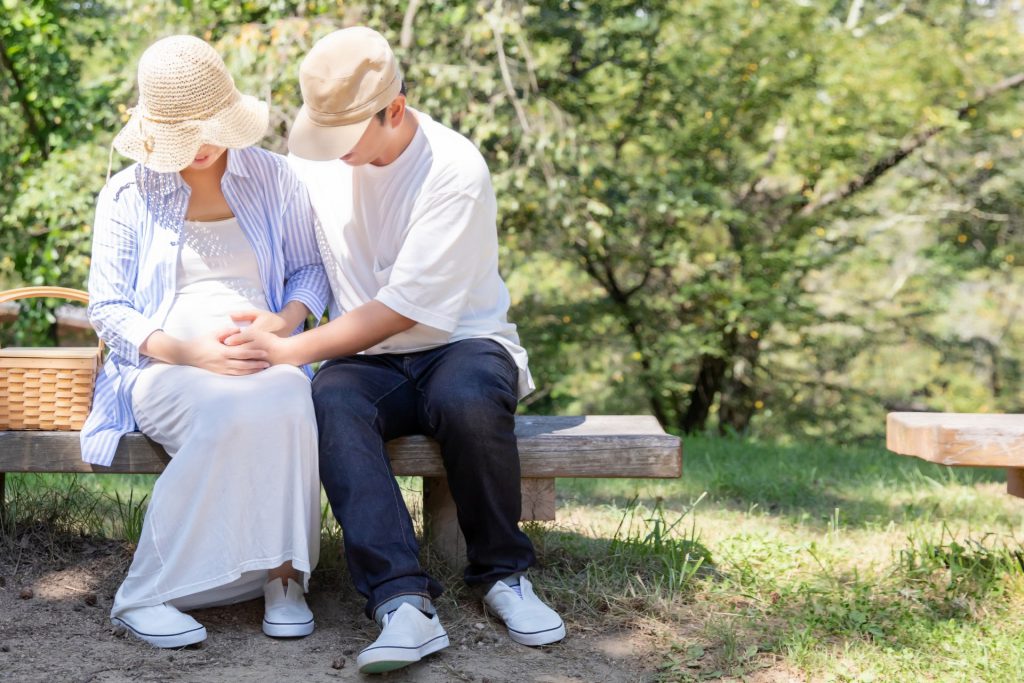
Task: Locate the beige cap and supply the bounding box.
[288,27,402,160]
[113,35,268,173]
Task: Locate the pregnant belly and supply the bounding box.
[161,288,270,340]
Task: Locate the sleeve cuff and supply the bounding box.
[123,316,161,367]
[284,287,325,320]
[374,289,459,334]
[284,269,329,321]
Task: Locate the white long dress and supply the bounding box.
[111,217,320,616]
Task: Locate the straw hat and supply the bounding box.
[288,27,402,160]
[113,35,268,173]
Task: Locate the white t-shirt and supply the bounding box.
[289,109,534,398]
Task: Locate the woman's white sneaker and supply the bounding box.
[112,603,207,648]
[356,602,450,674]
[483,575,566,646]
[263,578,315,638]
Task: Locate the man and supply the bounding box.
[229,26,565,674]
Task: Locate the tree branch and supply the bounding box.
[488,11,531,135]
[511,11,539,93]
[399,0,422,50]
[799,72,1024,217]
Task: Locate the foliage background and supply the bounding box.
[1,0,1022,441]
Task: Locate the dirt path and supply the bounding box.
[0,538,657,683]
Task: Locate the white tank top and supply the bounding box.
[161,217,270,339]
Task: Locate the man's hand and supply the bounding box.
[224,300,415,367]
[182,327,271,375]
[230,309,291,337]
[222,326,295,366]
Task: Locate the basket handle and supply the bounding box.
[0,286,90,306]
[0,286,102,353]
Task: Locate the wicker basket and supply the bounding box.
[0,287,101,431]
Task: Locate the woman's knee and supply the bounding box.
[259,366,315,420]
[189,368,312,428]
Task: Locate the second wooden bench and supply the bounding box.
[886,412,1024,499]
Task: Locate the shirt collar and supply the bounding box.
[225,148,250,179]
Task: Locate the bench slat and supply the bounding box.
[886,412,1024,499]
[0,415,681,479]
[886,412,1024,467]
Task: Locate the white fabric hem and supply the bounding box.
[111,554,313,617]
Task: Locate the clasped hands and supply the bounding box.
[190,310,292,376]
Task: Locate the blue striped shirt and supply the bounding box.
[80,147,329,466]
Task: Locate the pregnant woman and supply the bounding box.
[80,35,329,647]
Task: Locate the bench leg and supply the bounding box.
[1008,468,1024,499]
[522,478,557,521]
[422,477,464,568]
[422,477,558,568]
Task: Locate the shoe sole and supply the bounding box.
[112,617,207,649]
[507,621,566,647]
[483,603,567,647]
[263,617,315,638]
[356,632,450,674]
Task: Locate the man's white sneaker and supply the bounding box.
[356,602,450,674]
[111,603,207,648]
[263,578,315,638]
[483,575,566,646]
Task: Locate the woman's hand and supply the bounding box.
[223,327,296,366]
[230,309,290,336]
[183,327,270,375]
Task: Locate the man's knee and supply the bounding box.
[311,367,374,421]
[428,380,516,433]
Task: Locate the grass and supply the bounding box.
[556,437,1024,682]
[3,435,1023,681]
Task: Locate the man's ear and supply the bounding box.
[389,95,407,128]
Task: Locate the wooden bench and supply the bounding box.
[0,415,682,563]
[886,412,1024,499]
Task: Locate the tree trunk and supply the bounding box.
[680,353,726,433]
[718,335,760,434]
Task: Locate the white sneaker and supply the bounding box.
[112,603,207,648]
[263,578,315,638]
[483,575,566,646]
[356,602,450,674]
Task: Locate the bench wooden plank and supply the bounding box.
[886,412,1024,498]
[0,415,681,563]
[0,415,682,478]
[886,413,1024,467]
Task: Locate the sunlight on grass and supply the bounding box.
[556,436,1024,682]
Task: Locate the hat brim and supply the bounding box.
[113,94,269,173]
[287,105,373,161]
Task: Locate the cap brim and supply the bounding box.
[288,105,373,161]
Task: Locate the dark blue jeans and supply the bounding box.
[312,338,536,621]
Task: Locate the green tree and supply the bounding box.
[481,0,1024,434]
[1,0,1021,441]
